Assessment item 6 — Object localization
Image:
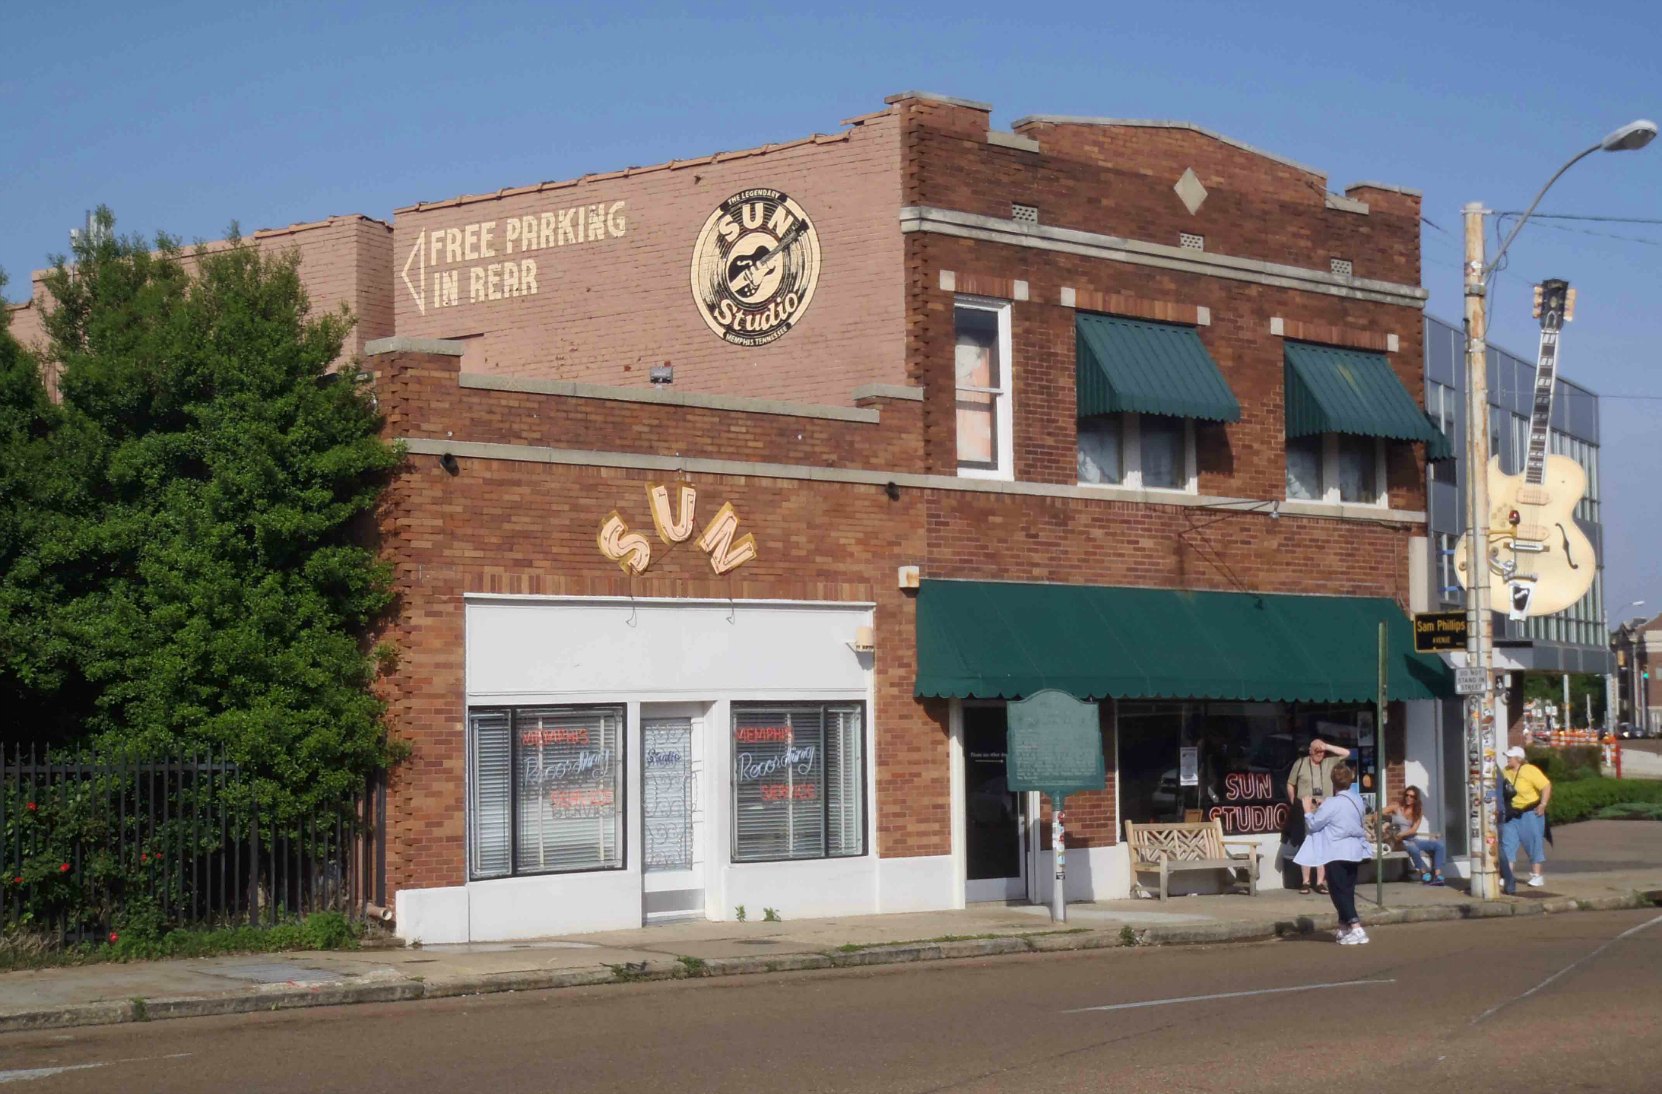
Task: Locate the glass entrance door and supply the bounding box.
[641,709,704,921]
[963,705,1026,902]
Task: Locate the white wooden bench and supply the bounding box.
[1358,849,1416,883]
[1124,819,1260,901]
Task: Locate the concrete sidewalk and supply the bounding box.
[4,821,1659,1035]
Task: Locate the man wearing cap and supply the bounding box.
[1499,745,1552,892]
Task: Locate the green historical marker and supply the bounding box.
[1007,689,1106,923]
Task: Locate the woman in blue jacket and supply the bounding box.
[1293,763,1371,944]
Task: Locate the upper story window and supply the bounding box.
[955,300,1013,479]
[1074,312,1239,494]
[1283,341,1440,509]
[1286,434,1386,505]
[1078,414,1196,492]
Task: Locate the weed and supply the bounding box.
[1119,926,1138,946]
[734,905,746,922]
[607,962,650,983]
[130,997,149,1022]
[763,907,781,922]
[676,955,707,975]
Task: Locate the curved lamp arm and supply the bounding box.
[1485,143,1600,280]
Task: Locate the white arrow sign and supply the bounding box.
[401,231,426,315]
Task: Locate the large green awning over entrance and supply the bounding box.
[1284,342,1441,442]
[915,579,1452,703]
[1076,314,1241,422]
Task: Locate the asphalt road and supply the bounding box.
[3,909,1659,1093]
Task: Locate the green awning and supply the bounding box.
[1284,342,1440,442]
[1424,414,1455,462]
[1076,314,1241,422]
[915,579,1452,703]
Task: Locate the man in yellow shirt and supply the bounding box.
[1499,745,1552,892]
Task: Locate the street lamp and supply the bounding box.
[1461,120,1655,900]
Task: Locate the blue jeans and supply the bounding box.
[1402,837,1447,875]
[1501,810,1546,873]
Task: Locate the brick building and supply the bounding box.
[10,92,1454,941]
[1612,612,1662,733]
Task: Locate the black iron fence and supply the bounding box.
[1,745,385,943]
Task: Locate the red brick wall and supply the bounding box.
[374,96,1431,895]
[389,112,904,405]
[373,349,943,891]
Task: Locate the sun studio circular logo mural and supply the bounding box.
[689,188,820,347]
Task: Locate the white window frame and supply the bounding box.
[1076,412,1197,494]
[1286,433,1387,507]
[954,297,1015,481]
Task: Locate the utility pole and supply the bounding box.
[1462,201,1500,900]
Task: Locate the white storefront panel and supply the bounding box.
[399,595,945,943]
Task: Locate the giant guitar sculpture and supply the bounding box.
[1454,279,1596,619]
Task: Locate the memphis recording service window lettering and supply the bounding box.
[732,703,865,863]
[469,705,624,879]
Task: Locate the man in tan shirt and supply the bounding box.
[1286,737,1352,893]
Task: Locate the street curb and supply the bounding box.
[2,889,1654,1034]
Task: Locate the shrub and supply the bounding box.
[1594,802,1662,822]
[1547,777,1662,825]
[1525,746,1602,783]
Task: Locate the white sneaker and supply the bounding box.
[1527,875,1546,887]
[1339,928,1370,945]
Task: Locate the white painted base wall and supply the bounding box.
[396,854,962,943]
[1030,844,1131,904]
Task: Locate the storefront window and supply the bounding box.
[732,703,865,862]
[1118,701,1376,834]
[468,705,625,879]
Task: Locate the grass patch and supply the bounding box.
[1548,776,1662,824]
[0,912,363,972]
[676,955,707,975]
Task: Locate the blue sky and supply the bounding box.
[4,1,1659,620]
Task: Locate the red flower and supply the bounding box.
[59,862,70,873]
[140,853,149,863]
[25,802,36,812]
[108,932,119,944]
[10,877,20,885]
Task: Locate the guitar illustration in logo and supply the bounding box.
[1454,279,1596,619]
[725,218,812,301]
[690,189,821,348]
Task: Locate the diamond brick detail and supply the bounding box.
[1174,168,1208,215]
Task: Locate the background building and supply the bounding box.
[1612,612,1661,733]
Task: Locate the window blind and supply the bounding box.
[468,704,626,879]
[515,706,624,874]
[469,710,513,879]
[732,703,864,862]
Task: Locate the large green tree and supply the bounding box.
[1,211,399,819]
